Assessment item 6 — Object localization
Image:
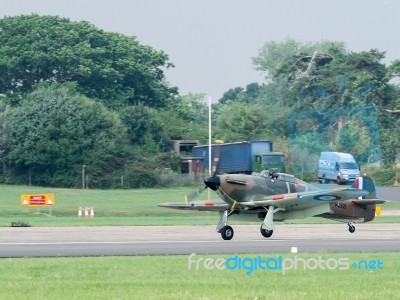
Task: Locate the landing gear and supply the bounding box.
[319,175,329,184]
[260,225,273,238]
[260,206,280,238]
[220,225,234,240]
[216,205,278,240]
[216,209,236,240]
[348,223,356,233]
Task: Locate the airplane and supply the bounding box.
[159,169,385,240]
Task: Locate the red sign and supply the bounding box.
[29,195,46,205]
[20,194,55,207]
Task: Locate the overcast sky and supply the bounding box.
[1,0,400,100]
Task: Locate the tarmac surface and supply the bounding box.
[0,223,399,257]
[0,186,398,258]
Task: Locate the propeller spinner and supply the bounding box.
[204,175,220,191]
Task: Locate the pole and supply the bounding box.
[208,96,212,176]
[208,96,212,200]
[82,165,86,189]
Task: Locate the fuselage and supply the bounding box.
[206,173,377,224]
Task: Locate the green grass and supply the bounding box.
[0,184,219,226]
[379,199,400,210]
[0,252,398,299]
[0,184,399,227]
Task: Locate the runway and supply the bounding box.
[0,223,399,257]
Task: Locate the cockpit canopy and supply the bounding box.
[260,172,319,192]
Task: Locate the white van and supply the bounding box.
[317,152,360,184]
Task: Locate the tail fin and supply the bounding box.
[352,176,376,199]
[352,176,383,222]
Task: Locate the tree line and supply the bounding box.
[0,15,398,187]
[215,40,399,181]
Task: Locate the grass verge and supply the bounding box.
[0,252,398,299]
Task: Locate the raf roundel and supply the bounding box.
[313,195,341,201]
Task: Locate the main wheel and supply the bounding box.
[220,226,234,240]
[348,225,355,233]
[260,226,273,238]
[320,176,328,184]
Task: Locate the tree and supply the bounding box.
[165,93,208,126]
[219,87,244,104]
[253,38,346,82]
[218,83,262,105]
[379,114,400,166]
[253,39,400,166]
[5,83,129,187]
[119,104,170,152]
[214,101,271,142]
[0,14,176,109]
[0,102,13,181]
[253,38,306,81]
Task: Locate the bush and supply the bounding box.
[361,165,398,186]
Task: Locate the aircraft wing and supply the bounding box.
[158,199,229,212]
[239,187,373,210]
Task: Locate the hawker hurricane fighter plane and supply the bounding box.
[159,170,384,240]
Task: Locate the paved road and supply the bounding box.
[0,223,399,257]
[376,186,399,200]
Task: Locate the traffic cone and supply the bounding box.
[84,208,89,218]
[375,206,382,216]
[78,207,82,218]
[90,208,95,218]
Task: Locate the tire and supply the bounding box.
[319,175,330,184]
[260,226,273,238]
[220,226,234,240]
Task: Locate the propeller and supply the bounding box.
[205,146,239,209]
[211,157,219,176]
[211,144,222,177]
[185,185,208,203]
[185,143,238,222]
[184,144,222,202]
[204,152,222,190]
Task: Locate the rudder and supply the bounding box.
[352,176,376,199]
[352,176,379,222]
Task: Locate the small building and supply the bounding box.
[171,140,199,156]
[170,140,204,181]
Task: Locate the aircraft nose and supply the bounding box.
[204,175,220,191]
